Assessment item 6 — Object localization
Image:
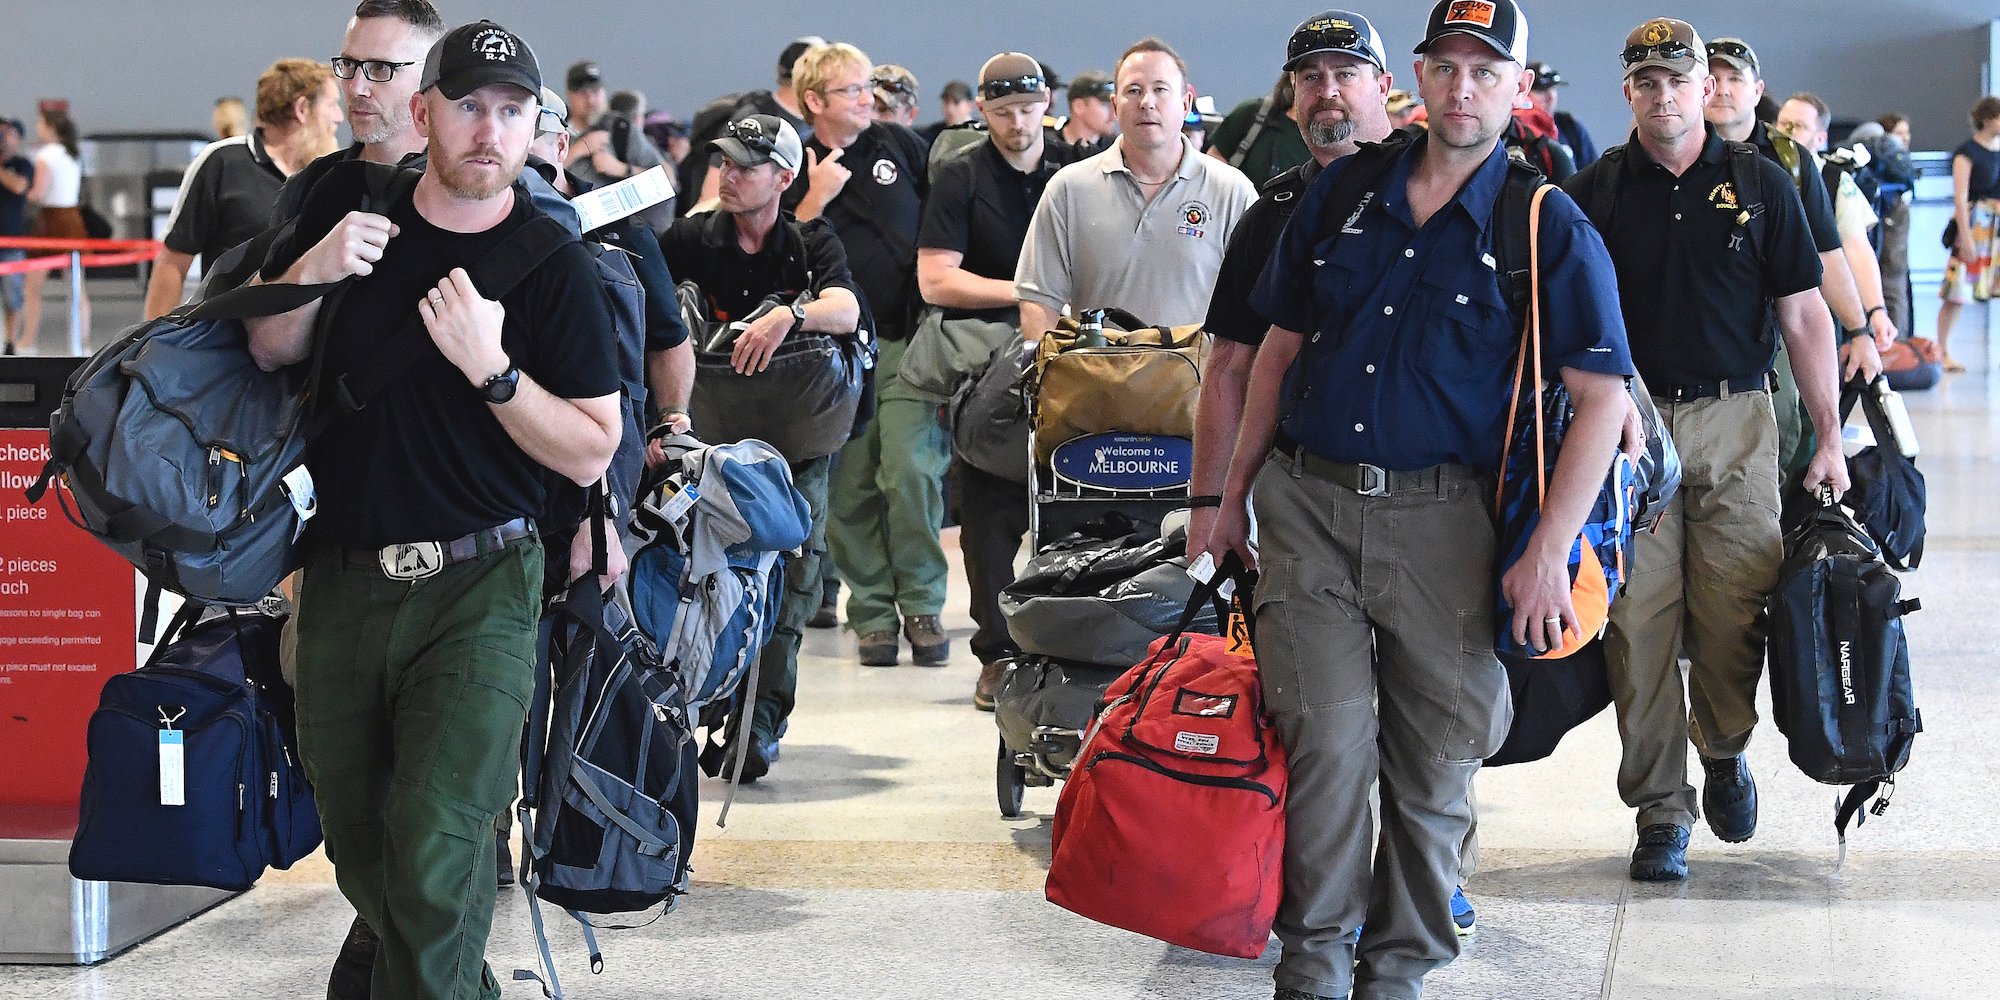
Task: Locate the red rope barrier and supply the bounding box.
[0,237,162,277]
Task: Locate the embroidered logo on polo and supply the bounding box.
[1177,201,1211,238]
[1340,191,1375,234]
[1446,0,1497,27]
[872,159,899,185]
[471,27,518,61]
[1708,181,1739,211]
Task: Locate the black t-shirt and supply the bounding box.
[660,210,856,324]
[1955,138,2000,201]
[1750,122,1841,253]
[1564,131,1822,388]
[1205,157,1324,345]
[0,154,32,236]
[782,122,928,338]
[165,129,288,268]
[271,143,370,227]
[916,137,1069,322]
[265,162,618,549]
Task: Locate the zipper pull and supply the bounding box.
[207,447,222,509]
[269,771,279,799]
[237,782,245,810]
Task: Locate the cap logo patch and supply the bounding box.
[1640,20,1675,45]
[1446,0,1496,28]
[1306,17,1354,32]
[472,27,518,62]
[872,158,899,185]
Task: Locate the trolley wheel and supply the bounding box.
[997,736,1027,819]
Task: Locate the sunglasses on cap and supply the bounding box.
[872,76,915,97]
[1289,23,1379,66]
[1070,80,1114,100]
[536,104,569,136]
[330,56,418,83]
[1705,40,1756,64]
[726,117,780,156]
[980,75,1047,101]
[1620,41,1698,67]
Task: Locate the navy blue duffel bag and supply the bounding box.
[70,605,319,890]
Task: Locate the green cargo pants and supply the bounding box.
[827,335,951,637]
[749,454,831,742]
[294,536,544,1000]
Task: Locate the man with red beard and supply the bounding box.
[245,20,620,999]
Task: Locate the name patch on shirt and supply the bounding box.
[1177,200,1211,238]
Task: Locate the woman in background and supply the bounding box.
[1936,96,2000,373]
[18,107,89,354]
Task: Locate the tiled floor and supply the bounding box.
[2,286,1994,998]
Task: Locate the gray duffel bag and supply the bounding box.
[1000,517,1220,668]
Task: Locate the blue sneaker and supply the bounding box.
[1450,886,1476,936]
[758,736,782,763]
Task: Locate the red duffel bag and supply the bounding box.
[1046,560,1287,959]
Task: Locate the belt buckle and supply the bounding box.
[1355,464,1389,497]
[380,541,444,580]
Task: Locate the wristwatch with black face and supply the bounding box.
[789,300,807,332]
[480,366,521,404]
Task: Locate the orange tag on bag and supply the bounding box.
[1227,610,1255,657]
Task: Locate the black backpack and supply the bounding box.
[1840,378,1926,569]
[1767,495,1922,852]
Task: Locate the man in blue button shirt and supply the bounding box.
[1208,2,1633,996]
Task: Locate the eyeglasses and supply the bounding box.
[979,75,1047,101]
[1288,23,1380,67]
[872,77,915,97]
[330,57,417,83]
[818,82,870,100]
[1705,40,1757,68]
[1620,41,1697,67]
[726,117,779,156]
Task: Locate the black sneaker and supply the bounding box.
[496,830,514,889]
[1629,823,1691,881]
[326,915,379,1000]
[1700,754,1758,843]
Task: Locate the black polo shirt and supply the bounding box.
[916,136,1070,323]
[782,122,928,338]
[1564,129,1822,388]
[164,128,288,268]
[659,210,857,324]
[1204,157,1324,345]
[1749,121,1840,254]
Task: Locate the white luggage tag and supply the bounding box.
[281,465,318,542]
[573,165,676,232]
[158,707,187,807]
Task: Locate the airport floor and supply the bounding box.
[3,282,1996,998]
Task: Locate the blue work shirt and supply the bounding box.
[1251,136,1633,473]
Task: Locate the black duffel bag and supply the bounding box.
[1000,515,1219,668]
[680,281,868,461]
[948,334,1034,484]
[1486,641,1612,767]
[1768,493,1922,847]
[1840,377,1926,570]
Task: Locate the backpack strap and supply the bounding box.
[1227,93,1280,171]
[1581,145,1627,235]
[1723,140,1769,266]
[1489,159,1547,338]
[1312,132,1417,248]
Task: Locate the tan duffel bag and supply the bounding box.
[1029,311,1210,465]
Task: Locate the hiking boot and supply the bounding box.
[736,737,772,783]
[326,915,379,1000]
[1630,823,1691,881]
[496,830,514,889]
[974,658,1008,711]
[1274,990,1342,1000]
[904,615,950,666]
[1700,754,1758,844]
[807,597,838,629]
[858,630,899,667]
[1451,885,1476,936]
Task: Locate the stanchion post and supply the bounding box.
[66,251,84,357]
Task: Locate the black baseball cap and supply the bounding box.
[564,60,602,92]
[1068,70,1113,100]
[778,36,827,78]
[1285,11,1387,73]
[1527,61,1565,90]
[1414,0,1528,65]
[420,21,542,101]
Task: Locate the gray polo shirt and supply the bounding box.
[1015,136,1257,328]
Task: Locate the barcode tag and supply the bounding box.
[159,730,186,807]
[660,484,699,526]
[574,166,676,232]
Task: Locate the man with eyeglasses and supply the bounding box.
[1565,18,1845,883]
[782,41,949,669]
[915,51,1076,708]
[660,113,862,777]
[1210,4,1632,994]
[1059,69,1118,157]
[272,0,446,229]
[144,57,343,317]
[1016,37,1257,336]
[1702,36,1885,482]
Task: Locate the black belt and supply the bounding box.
[1270,430,1446,497]
[335,518,536,580]
[1655,371,1776,402]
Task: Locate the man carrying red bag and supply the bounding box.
[1206,1,1633,997]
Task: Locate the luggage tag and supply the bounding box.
[659,483,699,529]
[1186,551,1236,601]
[281,465,318,543]
[573,165,675,232]
[158,707,187,807]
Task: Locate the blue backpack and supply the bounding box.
[70,605,319,890]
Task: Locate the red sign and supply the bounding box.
[0,428,137,809]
